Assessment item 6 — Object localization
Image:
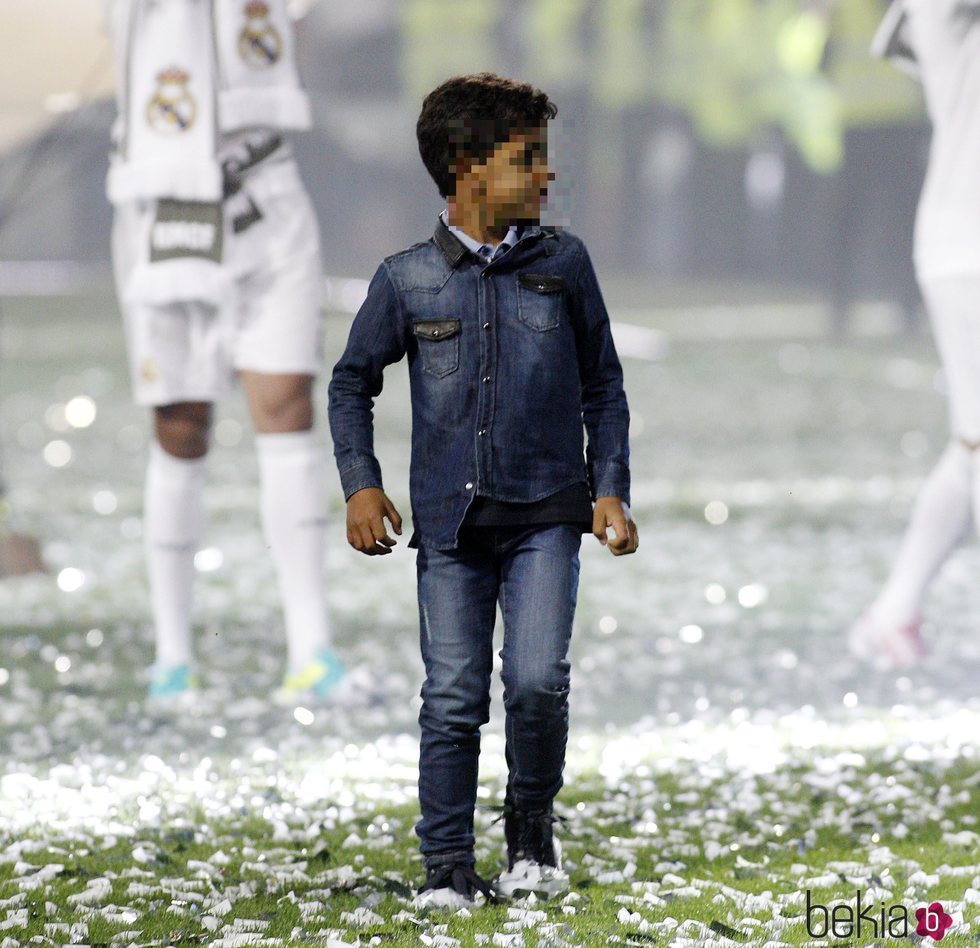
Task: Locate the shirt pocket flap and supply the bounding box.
[517,273,565,295]
[412,318,461,340]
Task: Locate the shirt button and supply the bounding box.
[478,429,486,436]
[482,376,491,383]
[483,322,490,330]
[465,482,474,490]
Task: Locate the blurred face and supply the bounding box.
[456,125,553,228]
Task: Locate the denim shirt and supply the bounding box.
[328,218,631,550]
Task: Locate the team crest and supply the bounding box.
[145,67,197,134]
[238,1,282,69]
[140,358,160,383]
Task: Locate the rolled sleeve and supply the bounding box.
[327,263,407,500]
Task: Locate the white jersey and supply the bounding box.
[888,1,980,279]
[104,0,325,404]
[104,0,311,204]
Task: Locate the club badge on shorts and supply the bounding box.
[145,67,197,134]
[140,358,160,383]
[238,1,283,69]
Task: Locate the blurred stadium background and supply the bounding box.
[5,0,976,720]
[3,8,980,943]
[1,0,927,328]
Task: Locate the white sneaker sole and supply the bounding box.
[493,859,569,900]
[413,888,476,909]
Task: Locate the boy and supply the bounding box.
[105,0,344,704]
[328,72,638,905]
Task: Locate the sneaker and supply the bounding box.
[273,646,346,705]
[848,611,926,670]
[493,806,569,900]
[414,861,496,908]
[147,662,199,705]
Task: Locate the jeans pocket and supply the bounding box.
[413,318,461,378]
[517,273,564,331]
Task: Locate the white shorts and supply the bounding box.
[111,155,324,406]
[922,273,980,444]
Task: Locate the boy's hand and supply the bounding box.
[346,487,403,555]
[593,497,639,556]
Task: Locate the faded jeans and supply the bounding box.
[414,523,581,865]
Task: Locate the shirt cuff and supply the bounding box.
[591,461,631,507]
[339,458,384,500]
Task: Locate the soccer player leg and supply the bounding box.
[113,202,229,697]
[925,275,980,522]
[241,371,340,695]
[495,524,580,897]
[867,443,971,621]
[852,275,979,667]
[415,538,499,869]
[130,298,222,697]
[234,166,341,698]
[145,402,212,697]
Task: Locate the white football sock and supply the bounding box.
[144,441,207,667]
[255,430,330,672]
[872,440,974,624]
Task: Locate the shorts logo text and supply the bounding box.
[152,221,217,253]
[149,200,223,264]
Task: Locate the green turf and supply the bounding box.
[1,755,976,946]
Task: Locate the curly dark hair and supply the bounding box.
[416,72,557,199]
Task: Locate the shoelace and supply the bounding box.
[484,804,568,864]
[420,863,497,903]
[485,804,568,830]
[518,812,562,864]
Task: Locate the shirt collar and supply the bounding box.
[440,209,519,262]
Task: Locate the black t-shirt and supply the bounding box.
[462,482,593,531]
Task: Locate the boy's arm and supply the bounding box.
[327,263,408,554]
[569,245,637,555]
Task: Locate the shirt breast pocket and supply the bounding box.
[413,318,461,378]
[517,273,564,331]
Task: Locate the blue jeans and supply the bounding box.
[414,524,582,865]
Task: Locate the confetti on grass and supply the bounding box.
[1,306,980,943]
[0,743,977,945]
